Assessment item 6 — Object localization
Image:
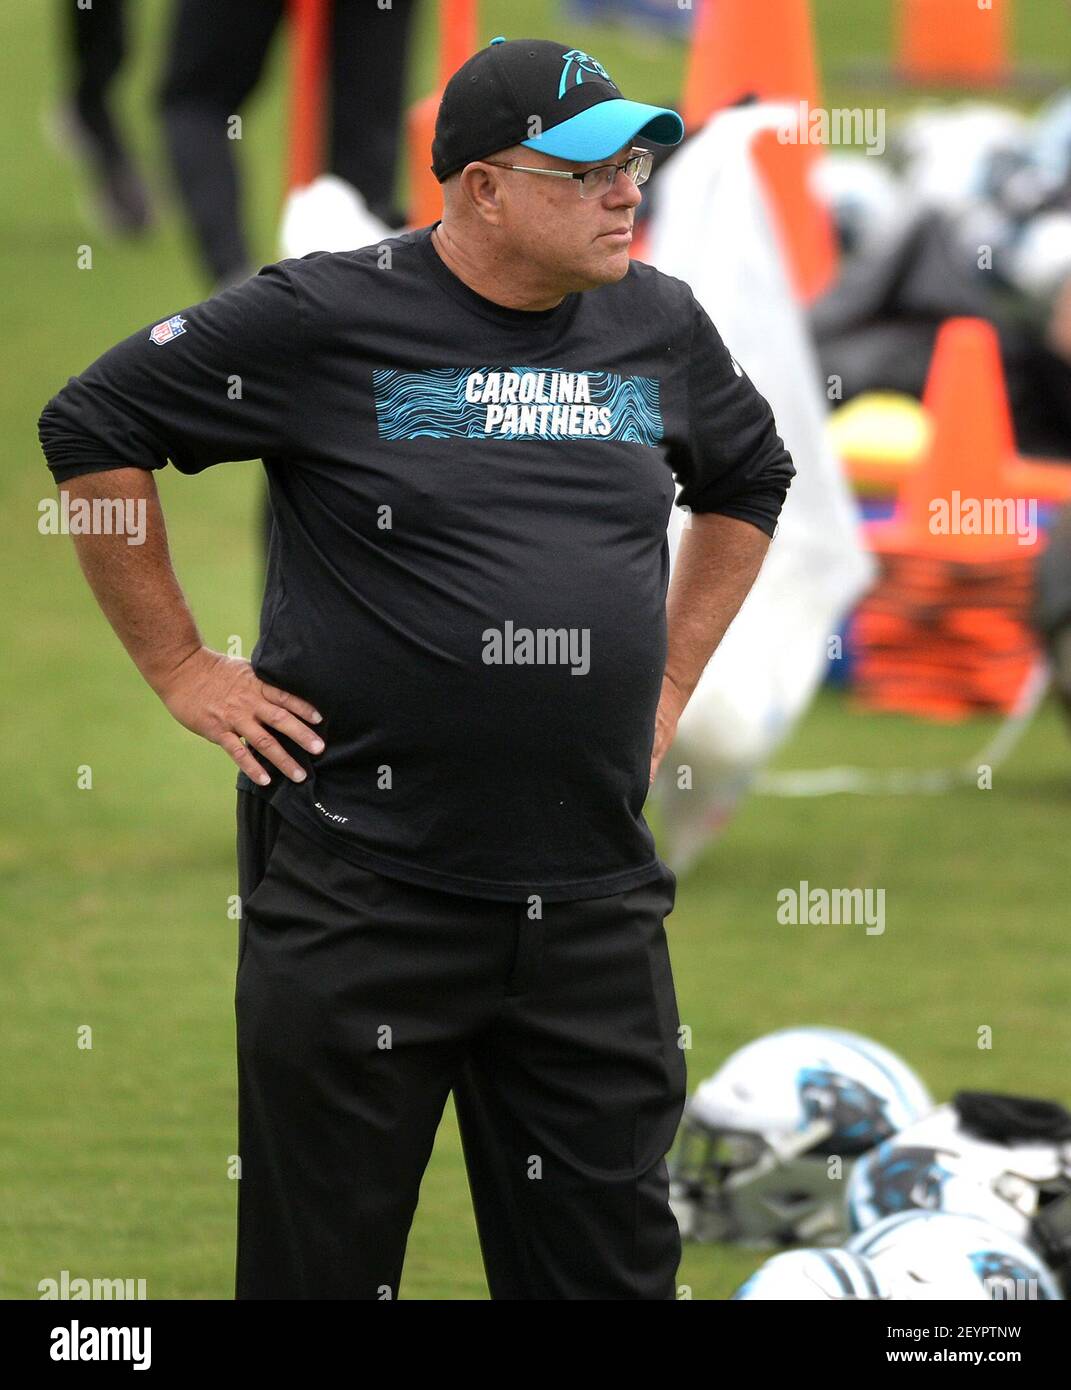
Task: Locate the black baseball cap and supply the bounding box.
[431,37,684,182]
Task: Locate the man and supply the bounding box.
[39,37,794,1299]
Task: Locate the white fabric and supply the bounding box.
[279,174,392,259]
[646,104,876,869]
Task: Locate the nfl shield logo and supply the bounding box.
[150,315,187,346]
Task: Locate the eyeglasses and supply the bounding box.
[481,147,653,199]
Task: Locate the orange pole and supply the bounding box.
[408,0,480,228]
[288,0,332,190]
[439,0,478,88]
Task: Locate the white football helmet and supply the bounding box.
[813,154,918,262]
[668,1027,933,1245]
[847,1210,1063,1301]
[847,1101,1071,1290]
[731,1248,890,1300]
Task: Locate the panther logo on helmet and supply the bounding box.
[797,1067,897,1155]
[859,1143,953,1214]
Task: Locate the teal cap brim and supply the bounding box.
[521,98,684,162]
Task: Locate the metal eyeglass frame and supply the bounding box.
[479,147,654,198]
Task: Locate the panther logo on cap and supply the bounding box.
[557,49,617,99]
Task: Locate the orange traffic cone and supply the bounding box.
[897,0,1010,86]
[408,0,478,229]
[681,0,836,303]
[682,0,820,129]
[886,318,1023,560]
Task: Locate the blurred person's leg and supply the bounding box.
[159,0,284,287]
[57,0,153,234]
[66,0,125,157]
[329,0,418,228]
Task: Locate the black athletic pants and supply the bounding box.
[63,0,128,163]
[159,0,417,283]
[234,790,688,1300]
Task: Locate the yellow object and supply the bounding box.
[831,388,1071,503]
[828,391,933,463]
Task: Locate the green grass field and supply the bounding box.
[2,0,1070,1301]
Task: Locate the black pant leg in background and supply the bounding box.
[64,0,127,161]
[159,0,284,283]
[329,0,419,226]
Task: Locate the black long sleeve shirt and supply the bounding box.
[39,223,794,901]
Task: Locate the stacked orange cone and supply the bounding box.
[853,319,1045,720]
